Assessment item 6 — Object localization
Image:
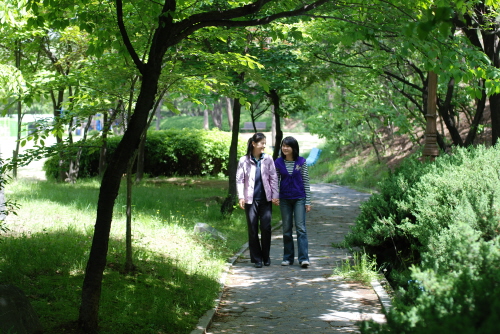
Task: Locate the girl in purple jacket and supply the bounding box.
[274,136,311,268]
[236,133,279,268]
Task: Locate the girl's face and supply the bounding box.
[281,144,293,159]
[252,139,266,156]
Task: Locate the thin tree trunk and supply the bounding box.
[125,151,138,273]
[0,144,5,221]
[51,89,66,182]
[135,133,146,182]
[271,105,276,148]
[490,93,500,146]
[203,106,209,130]
[211,102,222,130]
[137,94,164,183]
[366,118,381,163]
[226,97,233,130]
[155,97,163,130]
[464,79,487,146]
[67,116,93,183]
[12,40,22,179]
[98,112,108,177]
[221,75,244,215]
[13,101,21,180]
[437,77,463,146]
[269,89,283,160]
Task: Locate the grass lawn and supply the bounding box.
[1,176,281,333]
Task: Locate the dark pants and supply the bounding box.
[245,200,272,264]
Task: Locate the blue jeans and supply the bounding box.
[280,198,309,264]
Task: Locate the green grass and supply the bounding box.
[308,142,389,192]
[333,250,379,285]
[1,177,279,333]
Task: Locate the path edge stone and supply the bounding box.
[370,274,393,313]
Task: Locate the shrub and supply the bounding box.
[44,129,246,179]
[345,156,430,270]
[348,145,500,333]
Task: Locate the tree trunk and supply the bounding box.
[13,100,21,180]
[221,75,244,216]
[366,118,381,163]
[155,98,163,130]
[490,93,500,146]
[226,97,233,130]
[269,89,283,160]
[203,107,209,130]
[125,151,137,273]
[464,79,487,146]
[437,77,463,146]
[78,66,160,333]
[211,102,222,130]
[67,116,93,183]
[98,112,109,177]
[51,89,66,182]
[13,40,22,179]
[135,132,146,183]
[0,144,5,221]
[271,105,276,147]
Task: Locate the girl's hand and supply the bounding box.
[272,198,280,206]
[305,205,311,213]
[239,199,245,209]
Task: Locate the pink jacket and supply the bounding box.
[236,154,279,204]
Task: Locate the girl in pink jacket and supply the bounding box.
[236,133,279,268]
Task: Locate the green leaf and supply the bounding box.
[438,21,452,38]
[165,101,181,115]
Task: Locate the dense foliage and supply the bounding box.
[345,145,500,333]
[43,129,246,179]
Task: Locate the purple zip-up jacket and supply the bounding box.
[236,153,279,204]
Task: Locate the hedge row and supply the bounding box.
[43,129,246,179]
[346,145,500,333]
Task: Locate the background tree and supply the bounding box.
[300,0,499,153]
[452,0,500,145]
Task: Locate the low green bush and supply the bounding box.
[44,129,246,179]
[347,145,500,333]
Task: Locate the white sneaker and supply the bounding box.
[281,261,290,266]
[300,261,310,268]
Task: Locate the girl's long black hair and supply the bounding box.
[280,136,300,160]
[246,132,266,157]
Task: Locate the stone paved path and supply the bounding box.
[204,183,386,334]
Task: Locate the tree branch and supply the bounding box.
[167,0,330,47]
[116,0,145,73]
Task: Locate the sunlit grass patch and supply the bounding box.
[1,176,264,333]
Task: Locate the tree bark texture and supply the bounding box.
[269,89,283,160]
